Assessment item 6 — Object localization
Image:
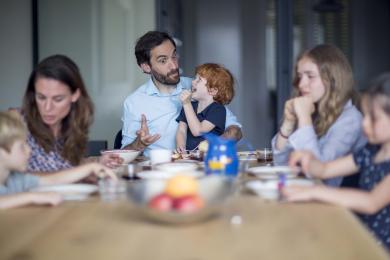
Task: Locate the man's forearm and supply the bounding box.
[222,125,243,141]
[123,136,147,151]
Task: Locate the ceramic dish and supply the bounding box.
[137,170,204,179]
[101,149,140,164]
[247,166,300,179]
[127,175,234,225]
[138,160,151,167]
[31,184,98,201]
[154,162,199,172]
[245,179,314,200]
[237,151,258,161]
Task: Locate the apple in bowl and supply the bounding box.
[148,176,204,213]
[173,194,204,213]
[148,193,173,212]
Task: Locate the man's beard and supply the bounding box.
[151,68,180,85]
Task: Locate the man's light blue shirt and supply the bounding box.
[121,77,241,155]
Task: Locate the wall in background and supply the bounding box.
[0,0,32,110]
[181,0,274,148]
[38,0,155,148]
[351,0,390,90]
[1,0,390,150]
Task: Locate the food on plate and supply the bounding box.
[198,140,208,153]
[148,175,204,213]
[172,153,181,160]
[172,152,191,160]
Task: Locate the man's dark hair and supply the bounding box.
[134,31,176,66]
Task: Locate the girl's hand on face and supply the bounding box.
[279,99,297,138]
[99,153,123,168]
[180,90,192,104]
[293,96,315,120]
[284,99,297,123]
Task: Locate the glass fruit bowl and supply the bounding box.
[127,175,234,225]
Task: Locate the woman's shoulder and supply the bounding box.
[334,101,363,125]
[341,100,362,117]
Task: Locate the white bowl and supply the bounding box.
[127,176,234,224]
[101,149,140,164]
[247,166,300,179]
[31,184,98,201]
[154,162,198,172]
[245,179,314,200]
[137,170,204,179]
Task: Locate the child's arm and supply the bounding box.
[38,163,117,186]
[180,90,215,137]
[289,150,359,179]
[0,192,63,209]
[184,104,215,137]
[284,175,390,214]
[176,122,188,153]
[83,154,123,169]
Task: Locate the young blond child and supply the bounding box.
[175,63,235,152]
[0,111,116,209]
[283,73,390,250]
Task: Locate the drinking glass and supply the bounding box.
[257,148,273,164]
[98,179,127,202]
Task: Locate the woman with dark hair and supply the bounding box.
[22,55,120,172]
[272,44,367,186]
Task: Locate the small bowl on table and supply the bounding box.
[101,149,140,164]
[127,175,235,225]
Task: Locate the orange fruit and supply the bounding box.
[165,175,198,198]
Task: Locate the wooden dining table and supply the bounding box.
[0,188,388,260]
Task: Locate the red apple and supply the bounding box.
[148,193,173,211]
[173,195,204,213]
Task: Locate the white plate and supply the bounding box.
[154,162,198,172]
[237,151,257,156]
[31,184,98,201]
[247,166,299,179]
[237,151,257,161]
[137,170,204,179]
[245,179,314,199]
[138,160,151,167]
[175,159,201,163]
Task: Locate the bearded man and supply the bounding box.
[121,31,242,154]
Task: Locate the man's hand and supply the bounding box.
[136,114,160,146]
[124,114,160,151]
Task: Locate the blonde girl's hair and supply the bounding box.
[0,111,27,152]
[196,63,235,105]
[292,44,357,137]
